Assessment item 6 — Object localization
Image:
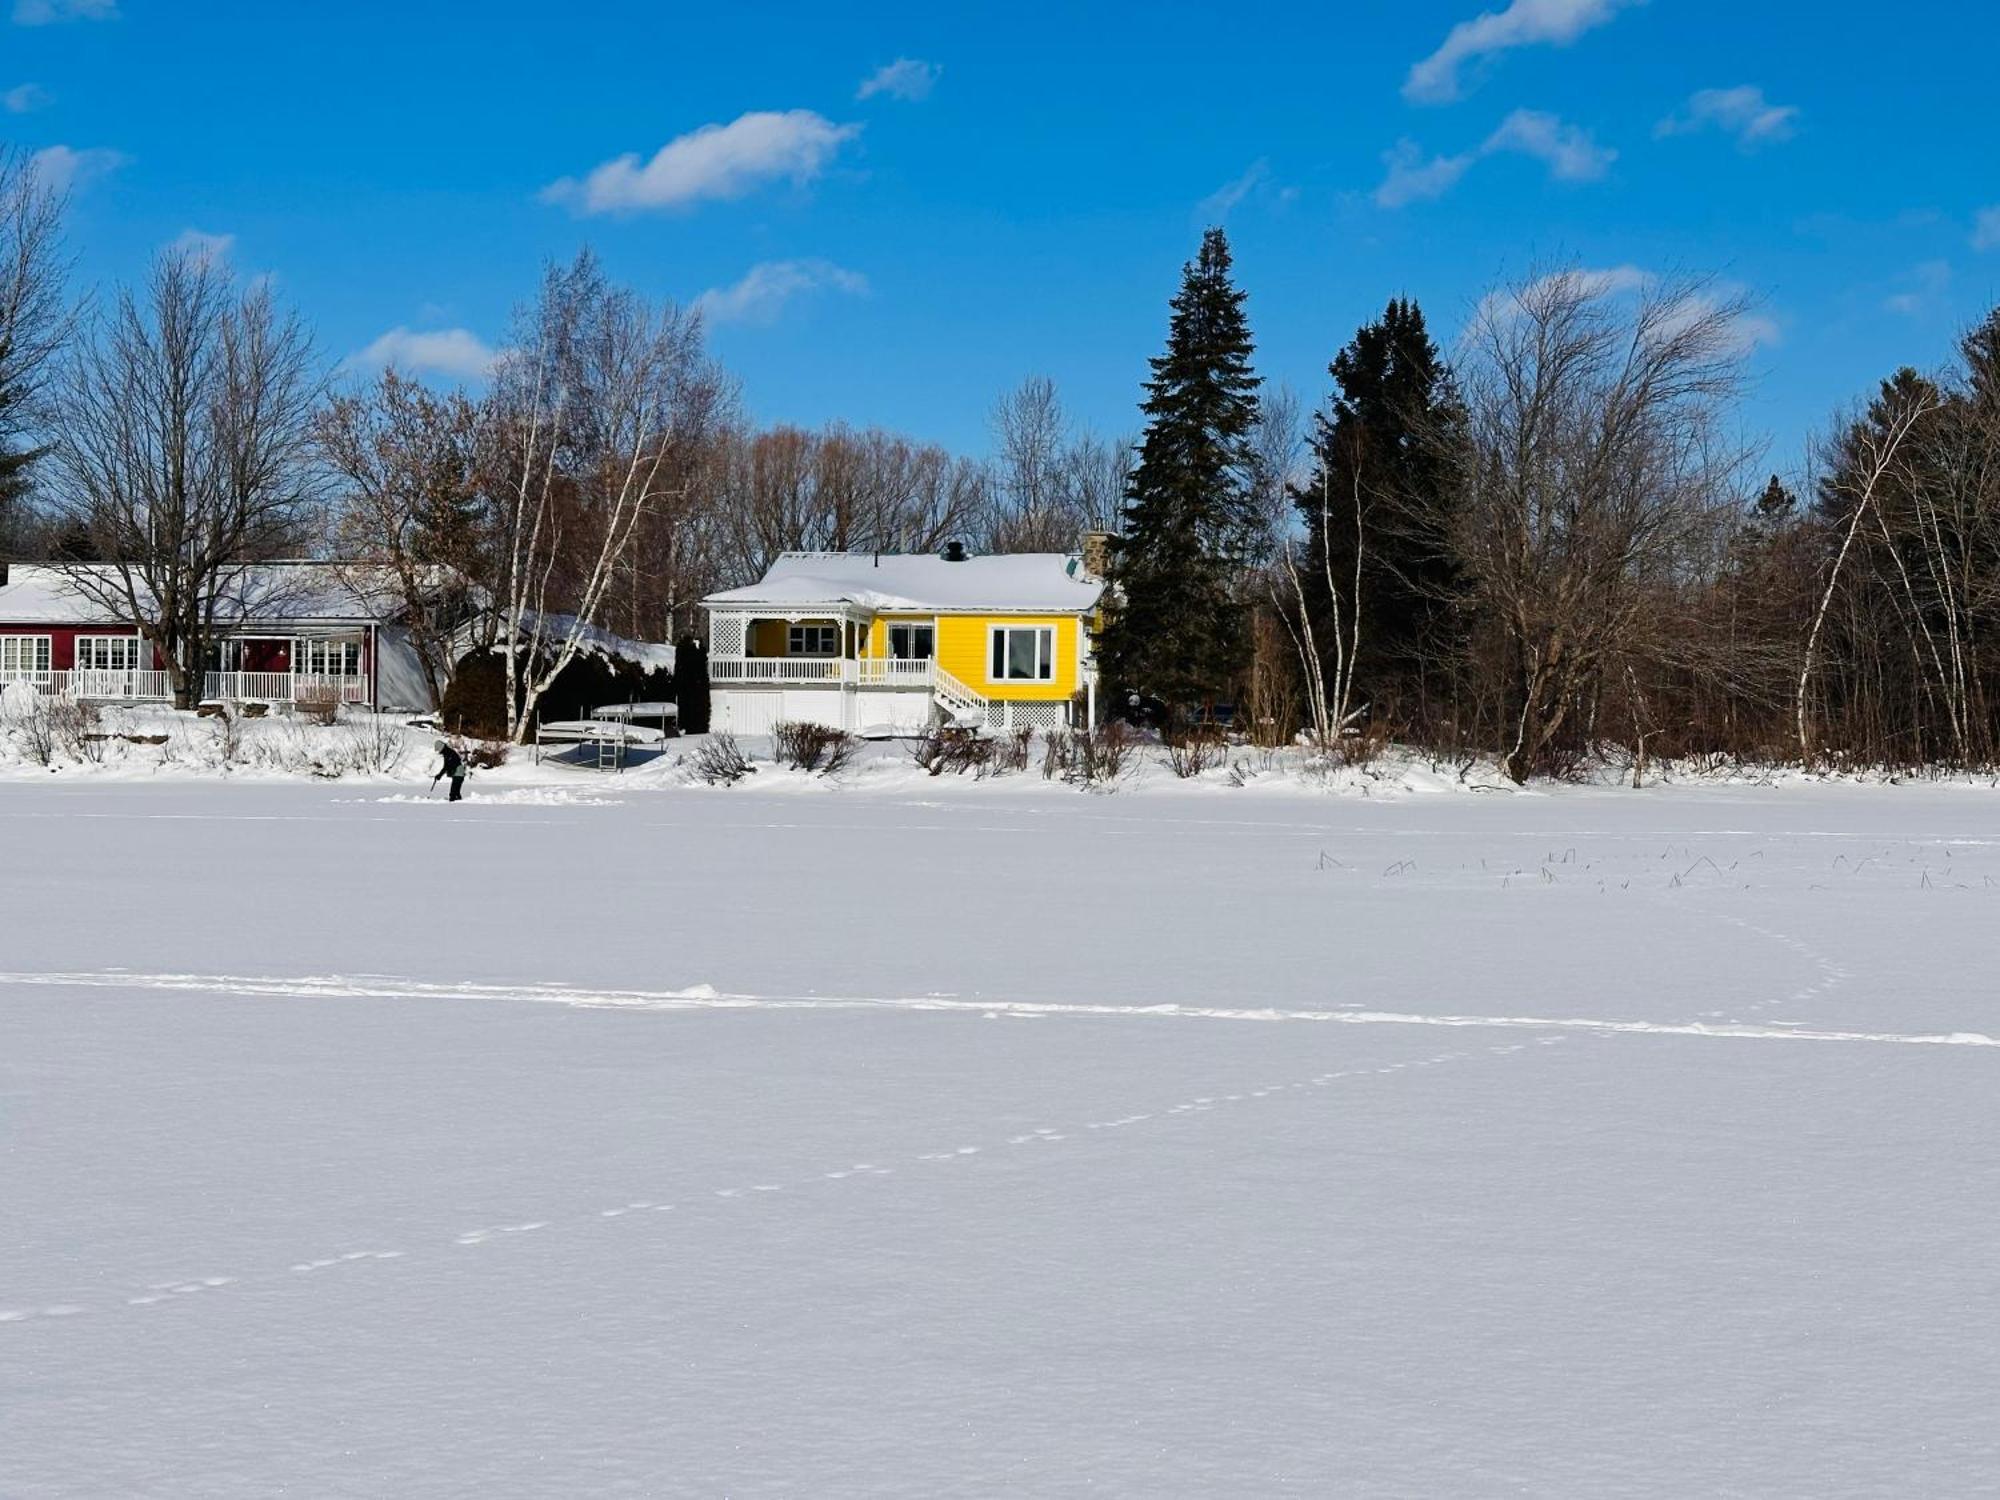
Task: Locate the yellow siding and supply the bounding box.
[862,612,1079,699]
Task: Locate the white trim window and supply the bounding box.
[988,624,1055,683]
[788,623,838,656]
[75,635,143,672]
[0,635,51,678]
[297,638,362,677]
[887,620,936,660]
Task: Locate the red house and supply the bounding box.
[0,562,451,711]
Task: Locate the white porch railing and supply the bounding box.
[710,656,940,688]
[204,671,369,704]
[69,669,175,701]
[709,657,847,684]
[0,668,368,704]
[854,658,935,687]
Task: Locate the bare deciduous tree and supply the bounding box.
[317,369,486,711]
[982,376,1129,552]
[0,145,73,549]
[707,420,987,580]
[49,249,320,707]
[1449,269,1754,782]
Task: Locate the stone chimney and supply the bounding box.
[1079,530,1114,580]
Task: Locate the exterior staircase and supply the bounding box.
[931,663,989,728]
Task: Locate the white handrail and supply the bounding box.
[931,663,989,726]
[205,671,369,704]
[709,657,845,683]
[855,658,934,686]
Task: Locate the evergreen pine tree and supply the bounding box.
[1752,474,1796,524]
[1099,228,1261,712]
[1292,298,1464,723]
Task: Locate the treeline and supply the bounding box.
[7,134,2000,774]
[0,147,1124,738]
[1099,228,2000,780]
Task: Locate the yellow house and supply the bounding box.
[702,546,1105,734]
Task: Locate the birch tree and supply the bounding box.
[486,252,716,741]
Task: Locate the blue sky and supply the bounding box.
[8,0,1999,475]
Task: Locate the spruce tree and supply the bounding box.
[1099,227,1261,713]
[1292,298,1464,724]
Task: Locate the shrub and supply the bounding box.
[913,725,995,777]
[674,636,710,735]
[296,683,342,726]
[340,716,412,776]
[996,726,1034,772]
[1163,729,1225,779]
[1332,721,1391,770]
[1042,720,1132,789]
[692,733,753,786]
[774,720,857,773]
[8,696,100,767]
[467,739,509,770]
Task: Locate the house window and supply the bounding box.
[0,635,51,677]
[788,623,838,656]
[75,635,142,672]
[297,639,361,677]
[989,625,1055,683]
[887,621,935,660]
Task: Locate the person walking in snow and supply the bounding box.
[431,740,468,802]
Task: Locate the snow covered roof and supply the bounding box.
[704,551,1104,615]
[0,562,436,627]
[501,611,677,672]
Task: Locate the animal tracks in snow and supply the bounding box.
[1,1028,1563,1332]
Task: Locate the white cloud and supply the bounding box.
[345,327,498,380]
[1198,159,1276,221]
[1375,110,1610,208]
[167,228,234,267]
[1884,260,1951,318]
[13,0,116,22]
[694,259,868,327]
[1472,267,1777,354]
[1656,85,1799,148]
[1374,140,1475,207]
[3,82,50,113]
[1404,0,1639,105]
[543,110,860,216]
[27,143,126,194]
[1483,108,1615,180]
[1473,264,1649,325]
[857,58,939,102]
[1972,207,2000,253]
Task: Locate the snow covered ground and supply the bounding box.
[4,771,1999,1496]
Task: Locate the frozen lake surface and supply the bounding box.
[3,776,1998,1496]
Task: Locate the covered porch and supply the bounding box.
[0,631,373,706]
[706,607,936,689]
